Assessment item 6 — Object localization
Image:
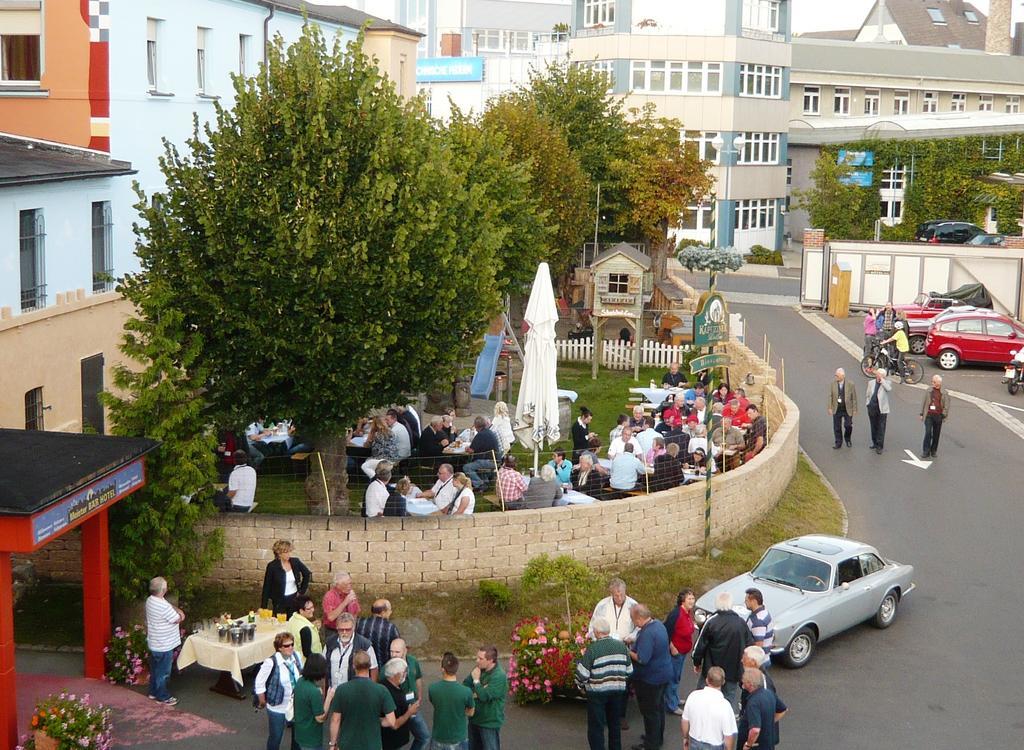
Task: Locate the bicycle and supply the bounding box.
[860,343,922,385]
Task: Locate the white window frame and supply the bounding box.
[926,7,946,24]
[893,90,909,115]
[739,132,780,165]
[742,0,780,32]
[146,18,159,91]
[880,198,903,226]
[607,272,629,294]
[196,27,208,94]
[978,94,993,112]
[739,63,782,98]
[19,208,46,311]
[239,34,250,77]
[1007,95,1020,114]
[581,59,615,92]
[584,0,615,27]
[633,60,721,94]
[681,202,714,232]
[923,91,938,113]
[506,30,530,53]
[734,198,777,231]
[880,166,905,191]
[802,85,820,115]
[864,89,880,116]
[684,130,721,164]
[833,86,850,116]
[476,29,502,51]
[951,92,966,112]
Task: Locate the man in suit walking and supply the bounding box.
[827,368,858,449]
[865,367,892,455]
[920,374,950,458]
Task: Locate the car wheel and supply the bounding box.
[909,335,926,355]
[873,589,900,629]
[937,350,961,370]
[782,626,817,668]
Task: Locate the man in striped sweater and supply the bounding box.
[576,617,634,750]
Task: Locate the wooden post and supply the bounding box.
[592,319,602,380]
[634,313,643,382]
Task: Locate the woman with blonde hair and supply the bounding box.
[260,539,312,617]
[362,415,399,479]
[434,472,475,515]
[491,401,515,454]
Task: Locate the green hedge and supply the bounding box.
[743,244,783,265]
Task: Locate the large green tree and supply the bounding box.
[479,98,591,279]
[611,105,714,278]
[794,151,880,240]
[128,27,507,508]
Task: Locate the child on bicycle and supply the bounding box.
[880,321,910,377]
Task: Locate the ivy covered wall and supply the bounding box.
[805,133,1024,241]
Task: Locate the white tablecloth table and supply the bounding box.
[630,387,685,405]
[406,499,439,516]
[563,489,596,504]
[177,620,288,696]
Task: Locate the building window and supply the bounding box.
[91,201,113,292]
[864,89,880,116]
[580,59,615,91]
[739,132,780,165]
[786,158,792,185]
[681,202,713,231]
[147,18,159,90]
[507,30,530,52]
[607,273,628,294]
[880,167,905,190]
[633,60,720,94]
[1007,95,1020,114]
[923,91,938,113]
[25,387,44,430]
[1,34,40,82]
[880,198,903,225]
[802,85,820,114]
[684,130,720,163]
[964,9,979,23]
[739,63,782,98]
[196,27,208,93]
[742,0,780,32]
[951,92,966,112]
[584,0,615,27]
[476,29,501,51]
[19,208,45,311]
[833,87,850,115]
[239,34,250,77]
[734,198,777,230]
[926,7,946,24]
[893,90,909,115]
[978,94,993,112]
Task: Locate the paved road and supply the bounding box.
[824,308,1024,425]
[735,302,1022,748]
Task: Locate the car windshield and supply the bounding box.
[751,548,832,592]
[913,293,928,306]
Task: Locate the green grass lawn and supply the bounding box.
[16,453,841,653]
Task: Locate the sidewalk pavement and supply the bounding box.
[18,648,702,749]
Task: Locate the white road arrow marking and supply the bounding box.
[902,449,932,470]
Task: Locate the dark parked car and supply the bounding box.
[914,221,985,244]
[925,309,1024,370]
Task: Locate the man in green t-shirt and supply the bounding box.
[387,638,430,750]
[428,652,475,749]
[328,650,396,750]
[293,654,335,750]
[462,645,508,750]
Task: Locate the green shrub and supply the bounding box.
[478,579,513,611]
[521,554,603,622]
[744,245,783,265]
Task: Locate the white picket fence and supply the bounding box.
[555,338,689,370]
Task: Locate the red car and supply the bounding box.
[924,309,1024,370]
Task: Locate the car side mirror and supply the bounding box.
[1010,332,1017,339]
[841,582,850,591]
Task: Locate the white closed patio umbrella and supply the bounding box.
[514,262,561,472]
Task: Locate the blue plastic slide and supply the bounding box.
[470,334,504,398]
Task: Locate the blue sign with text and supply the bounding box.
[416,57,484,83]
[32,460,145,545]
[839,170,874,187]
[837,149,874,167]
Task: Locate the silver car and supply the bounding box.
[693,535,915,668]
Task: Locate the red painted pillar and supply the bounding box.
[81,509,111,680]
[0,552,19,750]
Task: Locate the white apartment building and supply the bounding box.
[353,0,572,119]
[568,0,792,252]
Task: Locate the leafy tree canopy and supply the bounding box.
[794,150,885,241]
[129,26,507,439]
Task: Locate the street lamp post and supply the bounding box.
[710,133,747,287]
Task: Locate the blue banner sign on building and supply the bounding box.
[32,459,145,545]
[839,170,874,187]
[837,149,874,167]
[416,57,484,83]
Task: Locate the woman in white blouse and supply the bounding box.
[491,401,515,454]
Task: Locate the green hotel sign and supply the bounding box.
[693,291,729,347]
[690,353,731,373]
